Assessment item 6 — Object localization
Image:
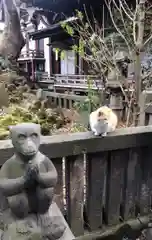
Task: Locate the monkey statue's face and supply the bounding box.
[9,123,41,159]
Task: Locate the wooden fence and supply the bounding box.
[38,73,134,92]
[42,91,124,120]
[42,91,86,109]
[0,126,152,237]
[54,74,103,90]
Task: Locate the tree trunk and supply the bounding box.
[134,0,146,125]
[0,0,25,62]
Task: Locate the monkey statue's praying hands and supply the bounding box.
[0,123,74,240]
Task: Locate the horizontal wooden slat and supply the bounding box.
[74,215,151,240]
[38,72,134,90]
[19,50,44,57]
[43,91,86,101]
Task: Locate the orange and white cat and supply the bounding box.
[89,106,118,136]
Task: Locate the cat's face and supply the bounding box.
[97,111,108,124]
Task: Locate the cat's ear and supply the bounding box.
[107,108,112,113]
[98,111,103,117]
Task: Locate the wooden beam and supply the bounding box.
[0,126,152,162]
[74,215,151,240]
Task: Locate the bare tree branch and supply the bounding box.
[105,0,132,53]
[61,0,152,126]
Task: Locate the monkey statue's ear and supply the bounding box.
[8,125,14,133]
[35,124,41,133]
[37,124,41,129]
[8,125,14,139]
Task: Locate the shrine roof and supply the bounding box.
[29,17,77,41]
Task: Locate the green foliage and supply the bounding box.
[0,103,68,139]
[70,123,87,133]
[0,70,78,139]
[0,74,70,139]
[73,94,99,112]
[72,45,78,52]
[60,50,65,60]
[74,78,100,113]
[53,48,66,60]
[75,10,83,21]
[61,11,124,77]
[78,38,85,56]
[61,22,74,36]
[0,106,33,139]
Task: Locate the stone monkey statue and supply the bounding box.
[0,122,57,217]
[0,122,68,239]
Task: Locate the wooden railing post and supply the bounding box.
[52,157,64,213]
[105,149,129,225]
[86,152,108,231]
[65,154,84,236]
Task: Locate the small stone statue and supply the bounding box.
[0,123,74,240]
